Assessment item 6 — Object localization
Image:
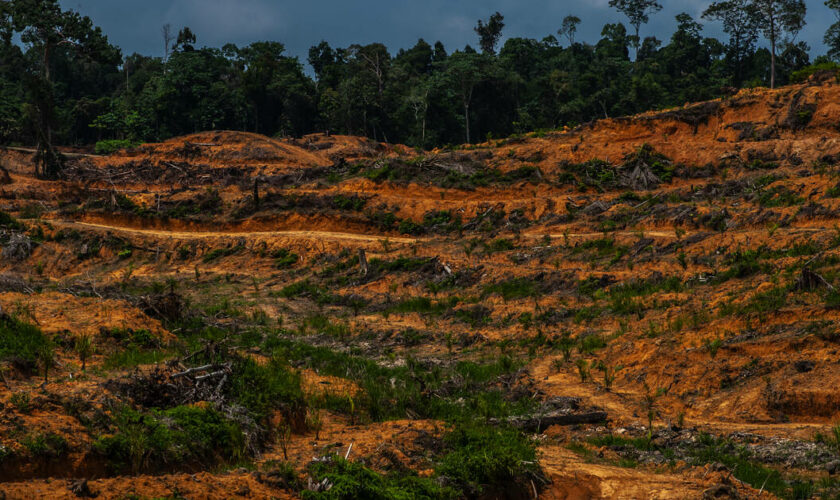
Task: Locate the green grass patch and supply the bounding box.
[268,337,529,423]
[203,243,246,263]
[272,248,299,268]
[303,456,453,499]
[757,186,804,208]
[483,278,538,301]
[276,280,338,306]
[688,433,789,498]
[96,405,245,474]
[0,317,49,368]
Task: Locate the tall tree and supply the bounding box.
[237,41,315,136]
[702,0,760,86]
[826,0,840,60]
[8,0,119,177]
[308,40,342,89]
[346,43,391,141]
[558,15,581,46]
[608,0,663,58]
[432,41,448,62]
[444,51,485,144]
[751,0,806,88]
[474,12,505,55]
[175,26,196,52]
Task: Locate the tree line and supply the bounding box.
[1,0,839,176]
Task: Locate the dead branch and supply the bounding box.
[171,364,214,379]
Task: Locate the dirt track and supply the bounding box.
[48,219,420,243]
[50,218,833,243]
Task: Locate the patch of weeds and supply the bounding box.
[226,356,306,422]
[303,456,453,499]
[10,392,31,413]
[22,432,68,458]
[758,186,804,208]
[745,159,778,170]
[450,305,492,327]
[101,327,167,369]
[560,159,617,191]
[424,210,462,233]
[607,275,682,316]
[572,238,628,266]
[578,334,607,354]
[301,314,351,339]
[276,281,338,306]
[104,347,168,370]
[483,278,538,302]
[588,434,653,451]
[0,210,24,231]
[176,245,193,260]
[204,298,246,319]
[739,285,789,317]
[203,243,246,263]
[370,256,430,273]
[705,339,723,358]
[398,219,424,235]
[272,248,299,269]
[483,238,517,254]
[687,433,790,498]
[332,195,366,212]
[0,316,49,372]
[366,210,399,231]
[573,305,602,324]
[18,203,44,219]
[717,248,770,282]
[270,339,529,423]
[95,405,246,474]
[435,423,539,497]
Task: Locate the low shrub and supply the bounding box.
[436,424,539,496]
[96,405,245,473]
[94,139,141,155]
[0,317,49,371]
[303,457,453,499]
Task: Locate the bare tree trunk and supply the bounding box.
[359,248,368,276]
[44,44,52,150]
[770,36,776,89]
[464,103,471,144]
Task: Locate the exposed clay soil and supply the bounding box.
[4,80,840,498]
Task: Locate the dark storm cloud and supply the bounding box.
[60,0,834,65]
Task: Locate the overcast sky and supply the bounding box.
[59,0,836,67]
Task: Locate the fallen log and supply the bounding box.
[491,410,607,432]
[195,370,227,381]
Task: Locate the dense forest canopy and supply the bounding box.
[1,0,840,172]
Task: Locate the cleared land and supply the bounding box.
[2,80,840,498]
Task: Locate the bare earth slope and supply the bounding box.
[3,78,840,498]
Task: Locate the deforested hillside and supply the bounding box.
[3,78,840,498]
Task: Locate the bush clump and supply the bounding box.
[436,424,540,496]
[0,316,49,372]
[96,405,245,473]
[303,457,453,499]
[94,139,141,155]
